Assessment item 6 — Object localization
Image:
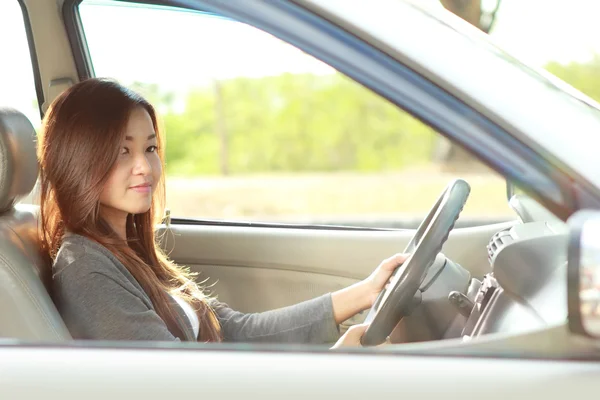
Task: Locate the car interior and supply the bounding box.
[0,104,579,353]
[1,0,595,360]
[0,107,71,340]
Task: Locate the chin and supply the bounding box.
[126,203,152,216]
[131,208,152,216]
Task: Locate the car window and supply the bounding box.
[0,1,41,206]
[0,1,40,127]
[78,0,513,229]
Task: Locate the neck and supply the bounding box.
[99,206,128,240]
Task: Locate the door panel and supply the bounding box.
[158,220,516,314]
[196,265,366,331]
[2,346,599,399]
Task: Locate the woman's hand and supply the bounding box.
[363,253,410,307]
[330,253,409,324]
[330,323,369,349]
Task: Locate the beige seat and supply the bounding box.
[0,107,70,340]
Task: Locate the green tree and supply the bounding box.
[133,73,441,176]
[545,56,600,102]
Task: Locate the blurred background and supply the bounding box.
[2,0,598,228]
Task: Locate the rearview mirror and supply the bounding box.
[568,210,600,338]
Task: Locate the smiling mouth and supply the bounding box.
[130,184,152,192]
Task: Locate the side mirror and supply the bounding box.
[568,210,600,338]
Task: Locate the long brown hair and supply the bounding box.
[38,78,221,342]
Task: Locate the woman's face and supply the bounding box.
[99,107,162,220]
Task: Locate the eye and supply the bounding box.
[147,145,158,153]
[120,147,130,155]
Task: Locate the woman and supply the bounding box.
[38,78,406,346]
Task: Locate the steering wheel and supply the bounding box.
[360,179,471,346]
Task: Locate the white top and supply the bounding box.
[171,294,200,339]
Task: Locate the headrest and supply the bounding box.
[0,107,38,213]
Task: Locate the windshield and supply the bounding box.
[407,0,600,124]
[310,0,600,190]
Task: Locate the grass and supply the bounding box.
[165,167,513,224]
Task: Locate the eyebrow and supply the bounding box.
[125,134,156,141]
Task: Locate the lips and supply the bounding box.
[130,182,152,193]
[130,182,151,189]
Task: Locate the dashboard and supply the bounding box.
[465,194,569,339]
[388,193,569,344]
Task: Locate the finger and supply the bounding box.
[345,323,369,339]
[331,324,368,349]
[381,253,409,271]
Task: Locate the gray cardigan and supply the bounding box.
[52,233,340,344]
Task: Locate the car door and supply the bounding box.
[2,344,600,399]
[43,0,517,330]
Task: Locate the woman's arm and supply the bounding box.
[214,253,407,344]
[214,293,339,344]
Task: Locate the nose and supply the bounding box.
[132,152,152,176]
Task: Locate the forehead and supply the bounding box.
[124,107,155,139]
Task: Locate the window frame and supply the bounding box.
[13,0,44,119]
[62,0,572,229]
